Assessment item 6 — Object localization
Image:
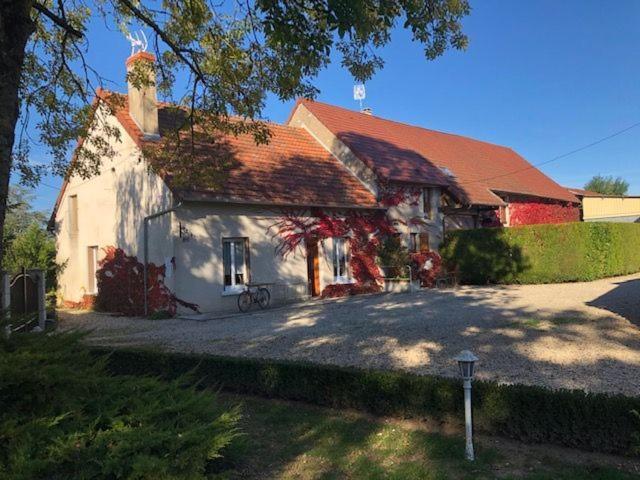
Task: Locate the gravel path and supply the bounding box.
[59,273,640,396]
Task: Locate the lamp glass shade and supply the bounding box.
[454,350,478,380]
[458,360,474,379]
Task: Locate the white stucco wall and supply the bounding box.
[53,104,175,303]
[54,100,445,313]
[387,187,443,250]
[173,203,337,313]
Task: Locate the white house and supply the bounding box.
[50,51,577,314]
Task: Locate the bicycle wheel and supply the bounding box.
[256,288,270,309]
[237,291,252,312]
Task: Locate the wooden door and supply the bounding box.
[306,240,320,296]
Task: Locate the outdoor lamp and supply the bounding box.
[455,350,477,381]
[453,350,478,461]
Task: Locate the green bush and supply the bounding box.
[377,235,411,278]
[96,348,640,455]
[440,222,640,284]
[0,333,240,479]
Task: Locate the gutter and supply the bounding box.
[143,201,182,316]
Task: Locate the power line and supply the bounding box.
[458,120,640,185]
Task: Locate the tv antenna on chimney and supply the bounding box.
[126,30,148,55]
[353,84,366,110]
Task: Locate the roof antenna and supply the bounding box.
[126,30,148,56]
[353,84,366,111]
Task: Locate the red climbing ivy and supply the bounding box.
[410,251,442,287]
[508,201,580,226]
[320,283,381,298]
[95,246,199,317]
[379,183,422,207]
[274,209,396,292]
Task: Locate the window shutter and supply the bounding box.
[419,233,430,252]
[244,238,251,284]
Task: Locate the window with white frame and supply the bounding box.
[87,246,98,294]
[223,238,249,292]
[333,237,350,283]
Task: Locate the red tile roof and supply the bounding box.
[296,100,578,206]
[101,91,378,209]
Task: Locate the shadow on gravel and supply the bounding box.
[587,278,640,327]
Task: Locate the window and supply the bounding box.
[333,237,350,283]
[423,188,433,220]
[69,195,78,233]
[409,233,419,253]
[223,238,249,292]
[87,246,98,294]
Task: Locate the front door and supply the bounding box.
[306,240,320,296]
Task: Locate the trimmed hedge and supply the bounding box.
[94,347,640,455]
[440,222,640,284]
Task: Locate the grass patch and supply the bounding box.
[219,394,637,479]
[99,348,640,455]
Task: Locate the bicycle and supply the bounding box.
[237,283,271,313]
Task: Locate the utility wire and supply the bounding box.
[458,120,640,185]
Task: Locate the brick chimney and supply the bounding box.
[126,51,159,138]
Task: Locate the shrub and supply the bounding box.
[0,332,240,479]
[410,251,442,287]
[97,348,640,455]
[377,235,411,278]
[441,222,640,284]
[95,246,199,316]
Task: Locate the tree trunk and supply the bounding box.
[0,0,35,269]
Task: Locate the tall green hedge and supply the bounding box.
[440,222,640,284]
[94,347,640,455]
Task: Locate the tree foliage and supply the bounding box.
[15,0,470,184]
[1,186,60,289]
[0,0,470,268]
[584,175,629,196]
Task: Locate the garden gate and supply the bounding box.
[1,268,46,332]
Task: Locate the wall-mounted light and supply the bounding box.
[179,222,192,242]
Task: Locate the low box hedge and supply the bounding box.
[440,222,640,284]
[94,347,640,455]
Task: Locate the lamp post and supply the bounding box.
[454,350,478,461]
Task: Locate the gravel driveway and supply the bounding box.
[59,273,640,396]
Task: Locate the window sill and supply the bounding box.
[333,277,355,285]
[222,286,246,297]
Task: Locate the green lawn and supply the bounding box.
[217,394,638,480]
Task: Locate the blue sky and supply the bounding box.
[29,0,640,212]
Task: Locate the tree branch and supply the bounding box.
[32,2,83,38]
[117,0,206,83]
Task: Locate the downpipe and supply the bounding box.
[143,201,182,317]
